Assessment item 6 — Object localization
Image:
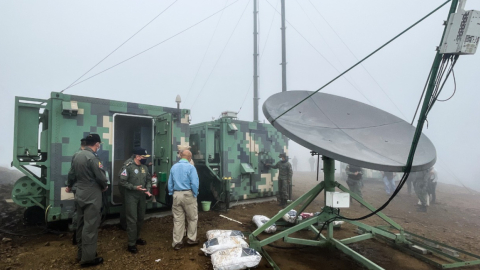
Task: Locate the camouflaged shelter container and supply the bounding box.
[12,92,190,222]
[190,111,288,208]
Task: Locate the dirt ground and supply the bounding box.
[1,171,480,270]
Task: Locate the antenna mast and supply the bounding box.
[281,0,287,92]
[253,0,259,121]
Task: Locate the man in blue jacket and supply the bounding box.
[168,150,199,250]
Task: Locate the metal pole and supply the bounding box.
[405,0,458,170]
[253,0,259,121]
[322,156,335,239]
[281,0,287,92]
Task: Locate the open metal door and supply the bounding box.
[154,113,173,205]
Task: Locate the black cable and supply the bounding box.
[61,0,178,93]
[306,0,408,120]
[267,243,310,249]
[62,0,242,91]
[0,227,47,237]
[436,68,456,102]
[265,0,376,107]
[428,55,451,109]
[189,0,251,109]
[411,67,434,125]
[272,0,452,123]
[426,55,458,115]
[237,0,279,115]
[184,0,228,101]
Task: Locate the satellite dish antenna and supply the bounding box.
[263,91,436,172]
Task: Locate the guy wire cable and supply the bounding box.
[61,0,242,91]
[61,0,178,93]
[272,0,452,124]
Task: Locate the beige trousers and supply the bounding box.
[172,190,198,247]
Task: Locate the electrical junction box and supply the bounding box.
[440,10,480,55]
[240,163,255,174]
[326,191,350,208]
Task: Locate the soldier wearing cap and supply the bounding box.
[119,147,152,253]
[66,137,87,245]
[268,153,293,207]
[67,134,108,267]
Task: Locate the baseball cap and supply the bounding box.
[85,134,101,144]
[133,147,151,157]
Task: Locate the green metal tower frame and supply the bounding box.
[250,0,480,268]
[249,158,480,269]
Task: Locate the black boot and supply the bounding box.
[80,257,103,267]
[127,245,138,253]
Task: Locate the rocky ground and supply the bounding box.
[1,171,480,270]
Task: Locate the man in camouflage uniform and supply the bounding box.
[66,137,86,245]
[269,153,293,207]
[67,134,108,267]
[413,169,429,212]
[119,147,152,253]
[346,164,364,201]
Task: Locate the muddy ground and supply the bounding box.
[1,171,480,270]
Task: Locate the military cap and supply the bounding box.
[279,153,287,158]
[80,138,86,142]
[133,147,151,157]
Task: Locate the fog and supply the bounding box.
[1,0,479,191]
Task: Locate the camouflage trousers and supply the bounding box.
[414,179,428,206]
[346,179,363,199]
[277,179,289,203]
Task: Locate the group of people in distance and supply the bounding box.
[66,134,199,267]
[345,164,438,212]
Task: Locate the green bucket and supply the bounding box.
[201,201,211,211]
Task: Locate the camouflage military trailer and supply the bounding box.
[189,111,288,208]
[12,92,190,222]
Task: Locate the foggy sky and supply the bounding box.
[1,0,479,190]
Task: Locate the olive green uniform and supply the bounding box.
[68,147,108,263]
[66,148,83,231]
[346,165,364,199]
[271,160,293,205]
[118,156,135,231]
[119,159,152,247]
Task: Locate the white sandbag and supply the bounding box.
[211,247,262,270]
[201,237,249,255]
[318,220,344,228]
[206,230,245,240]
[280,209,297,223]
[252,215,276,233]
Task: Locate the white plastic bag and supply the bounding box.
[280,209,297,223]
[206,230,245,240]
[201,237,249,255]
[252,215,276,233]
[211,247,262,270]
